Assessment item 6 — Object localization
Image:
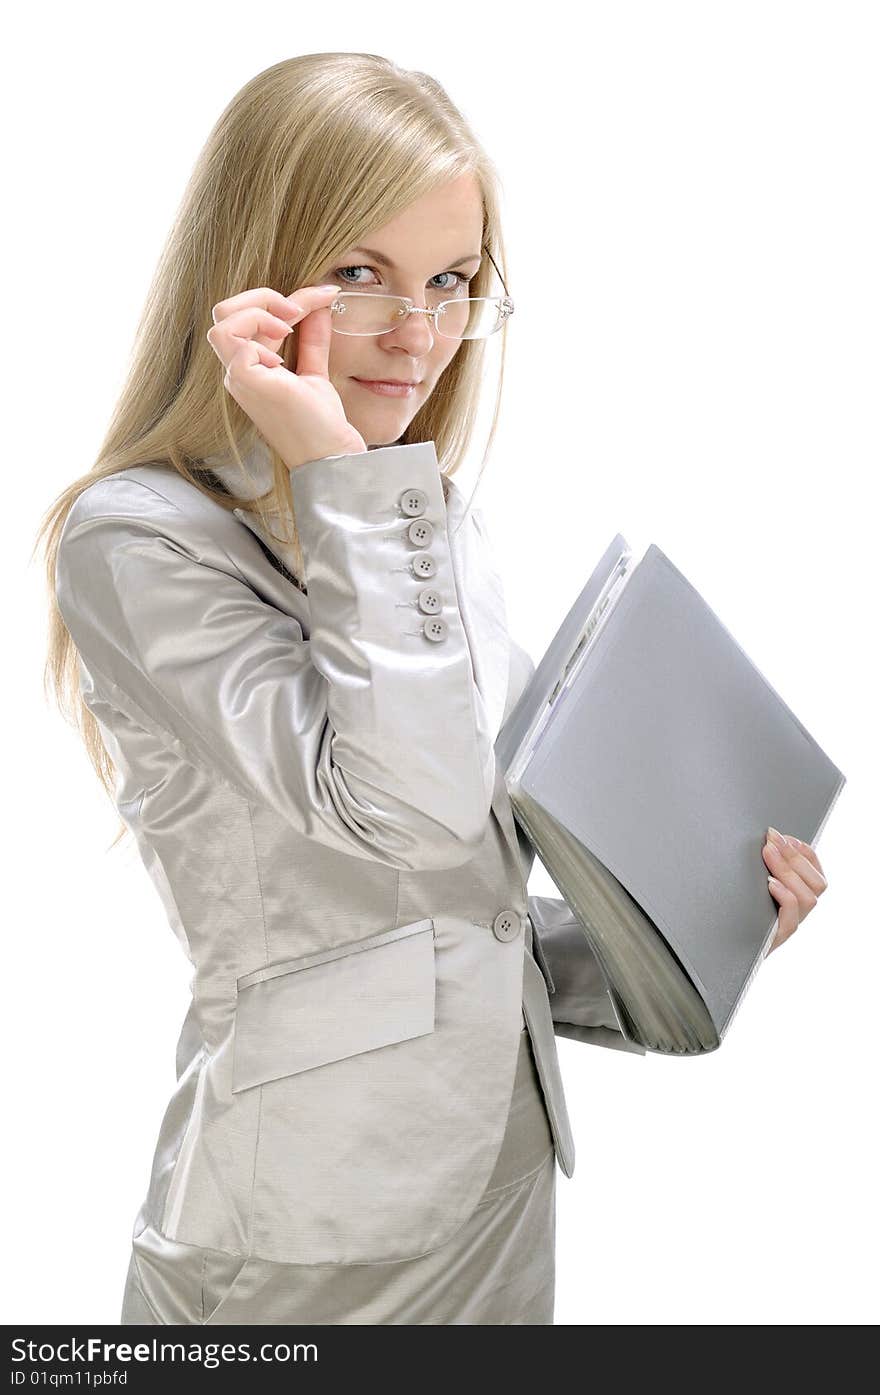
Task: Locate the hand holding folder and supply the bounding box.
[760,828,829,954]
[497,534,845,1056]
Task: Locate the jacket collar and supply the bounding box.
[204,437,511,748]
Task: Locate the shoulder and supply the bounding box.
[61,465,246,569]
[66,464,225,526]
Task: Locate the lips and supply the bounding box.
[354,378,422,386]
[351,377,421,398]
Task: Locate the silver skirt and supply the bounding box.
[120,1025,556,1326]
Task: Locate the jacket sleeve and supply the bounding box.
[54,440,496,871]
[528,894,647,1056]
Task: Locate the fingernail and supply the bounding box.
[767,827,788,849]
[768,876,783,891]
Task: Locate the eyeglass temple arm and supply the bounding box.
[484,246,510,297]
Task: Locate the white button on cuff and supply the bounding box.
[399,487,428,517]
[417,588,442,615]
[412,553,437,579]
[422,617,448,643]
[408,518,434,547]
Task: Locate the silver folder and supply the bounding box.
[496,535,846,1055]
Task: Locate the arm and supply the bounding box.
[55,440,495,872]
[528,893,647,1055]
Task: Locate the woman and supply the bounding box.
[39,53,825,1326]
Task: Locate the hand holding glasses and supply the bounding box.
[207,284,368,472]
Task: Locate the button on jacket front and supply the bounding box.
[54,438,643,1270]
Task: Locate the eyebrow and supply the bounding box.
[348,246,483,270]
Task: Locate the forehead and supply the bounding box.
[346,174,484,265]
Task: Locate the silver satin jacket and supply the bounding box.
[54,439,644,1269]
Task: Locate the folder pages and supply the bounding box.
[496,535,846,1055]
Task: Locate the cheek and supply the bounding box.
[327,339,356,377]
[432,340,461,381]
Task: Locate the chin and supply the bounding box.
[355,413,417,449]
[367,431,406,447]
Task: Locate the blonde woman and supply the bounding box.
[38,53,824,1326]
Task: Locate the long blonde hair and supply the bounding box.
[35,52,512,848]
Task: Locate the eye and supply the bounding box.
[428,270,473,291]
[331,265,474,291]
[333,265,376,286]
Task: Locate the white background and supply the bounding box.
[6,1,877,1326]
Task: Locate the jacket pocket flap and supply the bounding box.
[231,919,436,1093]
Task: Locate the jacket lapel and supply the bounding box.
[231,506,308,598]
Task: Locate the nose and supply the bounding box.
[379,304,436,355]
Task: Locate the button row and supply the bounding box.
[398,486,446,643]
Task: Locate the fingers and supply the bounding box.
[207,286,339,371]
[206,306,300,368]
[294,299,334,379]
[766,878,799,950]
[762,833,827,898]
[762,832,824,956]
[762,839,819,904]
[224,336,285,383]
[209,283,335,327]
[785,834,826,882]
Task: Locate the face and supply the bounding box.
[317,172,485,446]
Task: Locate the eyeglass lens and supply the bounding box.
[329,292,508,340]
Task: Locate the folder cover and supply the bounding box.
[497,536,846,1054]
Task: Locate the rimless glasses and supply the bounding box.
[327,247,514,341]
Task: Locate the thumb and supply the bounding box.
[294,303,333,379]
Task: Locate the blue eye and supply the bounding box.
[429,270,472,290]
[333,265,472,291]
[334,266,373,285]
